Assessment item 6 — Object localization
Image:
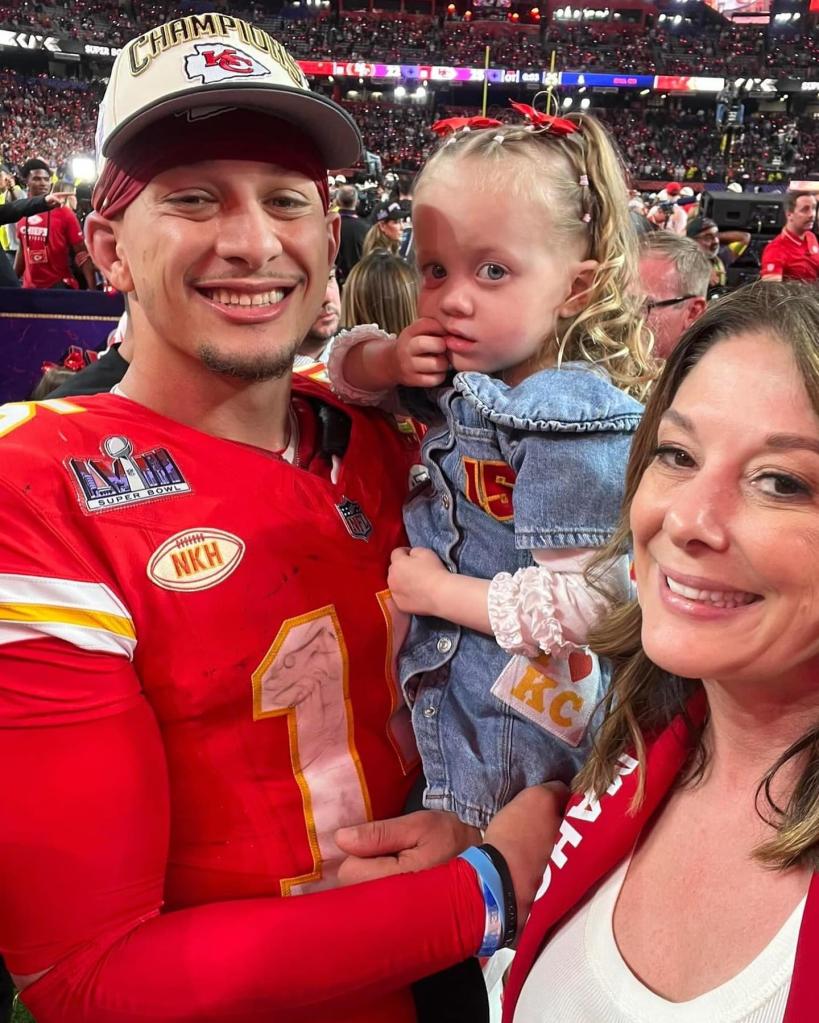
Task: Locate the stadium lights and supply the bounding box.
[464,9,472,18]
[394,85,407,98]
[562,96,573,109]
[70,156,96,183]
[640,88,650,95]
[580,97,591,110]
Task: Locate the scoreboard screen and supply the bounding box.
[703,0,770,15]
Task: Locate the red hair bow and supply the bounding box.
[509,101,578,136]
[431,115,503,137]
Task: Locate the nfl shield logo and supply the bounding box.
[336,497,372,541]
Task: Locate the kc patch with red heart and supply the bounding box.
[491,647,601,746]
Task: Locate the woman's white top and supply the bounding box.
[515,858,805,1023]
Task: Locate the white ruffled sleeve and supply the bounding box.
[326,324,397,407]
[487,549,630,658]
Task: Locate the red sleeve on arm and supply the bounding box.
[3,642,484,1023]
[760,238,784,279]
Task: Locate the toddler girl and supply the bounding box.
[329,109,653,828]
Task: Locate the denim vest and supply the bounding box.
[400,364,643,828]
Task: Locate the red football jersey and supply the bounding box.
[0,381,483,1022]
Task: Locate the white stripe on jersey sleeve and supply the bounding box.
[0,573,136,659]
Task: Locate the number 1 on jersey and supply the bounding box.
[251,605,373,896]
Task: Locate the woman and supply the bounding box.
[505,281,819,1023]
[340,251,419,337]
[361,204,404,257]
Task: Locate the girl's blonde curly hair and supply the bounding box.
[414,115,656,399]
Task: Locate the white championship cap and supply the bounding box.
[96,12,361,170]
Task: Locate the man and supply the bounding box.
[295,267,341,366]
[760,190,819,283]
[0,16,550,1023]
[639,232,710,359]
[647,183,688,235]
[0,185,71,288]
[686,215,751,290]
[0,164,24,262]
[14,158,97,290]
[335,183,368,285]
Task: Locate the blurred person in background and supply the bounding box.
[362,203,404,258]
[638,232,710,358]
[295,268,341,366]
[647,184,687,234]
[760,190,819,284]
[0,179,73,288]
[339,251,419,338]
[335,183,368,286]
[0,164,24,266]
[14,158,97,290]
[686,215,751,291]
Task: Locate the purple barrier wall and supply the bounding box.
[0,287,124,403]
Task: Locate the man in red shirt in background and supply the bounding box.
[760,190,819,284]
[14,158,97,289]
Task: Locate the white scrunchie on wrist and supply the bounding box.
[488,568,570,659]
[327,324,395,406]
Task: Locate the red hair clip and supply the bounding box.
[509,101,578,136]
[431,115,503,137]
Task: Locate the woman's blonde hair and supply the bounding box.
[414,115,655,398]
[361,221,400,258]
[340,251,419,337]
[579,281,819,871]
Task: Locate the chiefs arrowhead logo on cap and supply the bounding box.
[185,42,268,83]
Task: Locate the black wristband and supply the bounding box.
[478,843,518,947]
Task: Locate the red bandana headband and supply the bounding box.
[93,109,330,220]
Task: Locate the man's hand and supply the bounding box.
[394,318,450,388]
[388,546,449,616]
[484,782,569,931]
[44,192,73,207]
[336,810,480,886]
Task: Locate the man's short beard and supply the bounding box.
[198,339,300,382]
[304,321,338,346]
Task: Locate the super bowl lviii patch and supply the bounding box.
[68,435,191,512]
[491,649,599,747]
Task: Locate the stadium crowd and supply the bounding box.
[2,67,818,183]
[0,2,818,76]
